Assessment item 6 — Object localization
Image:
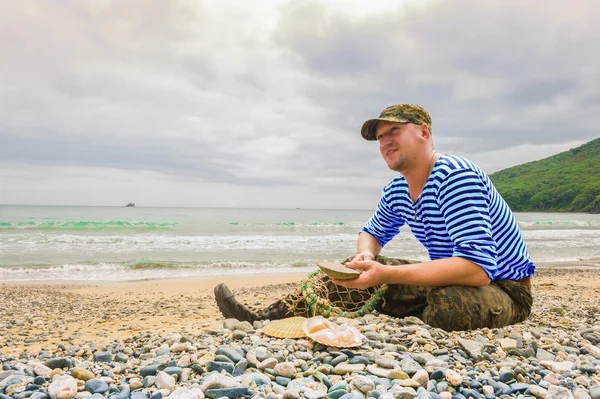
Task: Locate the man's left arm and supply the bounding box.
[388,257,490,286]
[333,254,490,289]
[334,169,495,289]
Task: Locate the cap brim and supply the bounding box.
[360,117,410,141]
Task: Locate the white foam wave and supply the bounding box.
[0,232,422,259]
[517,220,598,229]
[0,261,316,281]
[2,224,599,279]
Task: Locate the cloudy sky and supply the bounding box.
[0,0,598,209]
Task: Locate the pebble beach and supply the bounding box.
[1,264,600,399]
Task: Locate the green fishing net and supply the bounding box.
[282,255,418,319]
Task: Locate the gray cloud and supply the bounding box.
[274,0,600,151]
[0,0,598,207]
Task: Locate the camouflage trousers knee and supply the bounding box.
[284,256,533,331]
[378,278,533,331]
[375,257,533,331]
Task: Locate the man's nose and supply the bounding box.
[379,135,392,147]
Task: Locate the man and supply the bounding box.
[215,104,535,331]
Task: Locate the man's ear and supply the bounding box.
[420,123,431,139]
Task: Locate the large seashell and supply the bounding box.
[302,316,364,348]
[316,261,361,280]
[262,317,307,338]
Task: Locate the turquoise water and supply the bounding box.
[1,205,599,281]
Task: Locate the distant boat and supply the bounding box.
[124,202,135,207]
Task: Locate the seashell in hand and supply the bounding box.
[302,316,364,348]
[316,261,361,280]
[262,317,307,338]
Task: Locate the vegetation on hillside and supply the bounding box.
[489,138,600,213]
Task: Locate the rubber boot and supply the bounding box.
[214,283,293,323]
[255,300,293,320]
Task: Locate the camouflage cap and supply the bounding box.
[360,104,432,141]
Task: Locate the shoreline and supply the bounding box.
[1,259,599,287]
[1,273,309,287]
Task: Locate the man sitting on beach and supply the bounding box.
[215,104,535,331]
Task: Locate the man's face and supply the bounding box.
[375,121,423,172]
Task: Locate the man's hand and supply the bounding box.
[348,251,375,263]
[332,259,390,290]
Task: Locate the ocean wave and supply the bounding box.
[125,260,295,270]
[0,260,290,271]
[0,220,178,231]
[517,220,597,230]
[0,233,362,249]
[521,229,600,241]
[0,232,417,251]
[3,218,595,232]
[0,259,319,281]
[0,233,424,266]
[0,219,365,234]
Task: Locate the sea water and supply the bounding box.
[1,205,599,281]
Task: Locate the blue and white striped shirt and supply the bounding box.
[362,155,535,281]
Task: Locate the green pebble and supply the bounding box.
[328,382,348,393]
[313,371,327,383]
[327,389,349,399]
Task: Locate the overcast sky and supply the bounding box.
[0,0,598,209]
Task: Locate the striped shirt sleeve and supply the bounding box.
[361,188,405,247]
[436,168,500,280]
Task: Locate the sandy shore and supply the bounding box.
[1,262,600,355]
[0,273,307,354]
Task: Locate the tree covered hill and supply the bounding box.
[489,138,600,213]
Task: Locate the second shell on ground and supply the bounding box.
[302,316,364,347]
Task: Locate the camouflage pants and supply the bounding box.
[288,256,533,332]
[374,257,533,331]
